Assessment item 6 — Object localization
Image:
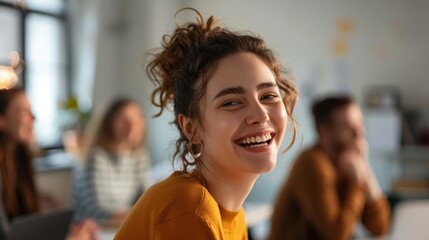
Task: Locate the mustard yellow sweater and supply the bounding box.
[269,146,390,240]
[114,171,248,240]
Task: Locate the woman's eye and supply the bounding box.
[261,93,279,101]
[221,100,242,107]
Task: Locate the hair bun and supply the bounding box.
[147,8,219,117]
[174,8,215,31]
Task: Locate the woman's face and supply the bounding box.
[198,52,288,176]
[111,103,145,148]
[1,92,35,144]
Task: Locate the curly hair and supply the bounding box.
[147,8,299,172]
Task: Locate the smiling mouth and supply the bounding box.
[236,133,274,148]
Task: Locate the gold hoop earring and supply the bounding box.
[187,142,202,159]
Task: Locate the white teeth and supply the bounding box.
[238,133,272,144]
[249,142,268,148]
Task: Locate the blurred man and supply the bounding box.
[269,95,390,240]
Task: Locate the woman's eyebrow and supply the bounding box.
[257,82,277,90]
[212,86,245,101]
[212,82,278,102]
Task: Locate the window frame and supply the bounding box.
[0,0,71,150]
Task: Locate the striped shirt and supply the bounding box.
[73,147,152,223]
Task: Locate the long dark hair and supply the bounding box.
[0,88,40,220]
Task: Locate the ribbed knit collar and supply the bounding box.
[190,170,242,230]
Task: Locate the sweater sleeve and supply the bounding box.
[361,196,391,236]
[297,155,366,240]
[73,157,112,223]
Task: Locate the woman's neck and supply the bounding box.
[103,142,132,155]
[200,166,258,212]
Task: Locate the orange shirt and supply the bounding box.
[269,146,390,240]
[114,171,248,240]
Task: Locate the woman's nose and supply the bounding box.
[246,102,269,125]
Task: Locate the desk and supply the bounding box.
[98,229,116,240]
[34,151,75,209]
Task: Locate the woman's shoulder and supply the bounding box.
[133,171,220,222]
[82,147,105,167]
[146,171,211,205]
[115,171,223,239]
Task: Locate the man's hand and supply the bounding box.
[337,148,369,186]
[338,139,383,201]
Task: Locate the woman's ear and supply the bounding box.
[178,114,202,143]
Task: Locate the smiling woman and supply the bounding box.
[114,8,299,240]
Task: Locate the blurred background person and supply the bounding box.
[269,95,390,240]
[73,97,152,228]
[0,88,98,240]
[0,88,39,239]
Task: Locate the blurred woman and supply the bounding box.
[0,88,98,240]
[74,97,152,227]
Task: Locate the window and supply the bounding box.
[0,6,20,65]
[0,0,69,148]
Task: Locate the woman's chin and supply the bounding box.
[248,158,277,175]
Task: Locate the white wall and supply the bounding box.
[189,0,429,106]
[70,0,186,166]
[76,0,429,201]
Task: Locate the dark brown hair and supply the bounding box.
[0,88,40,220]
[147,8,299,171]
[312,95,355,127]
